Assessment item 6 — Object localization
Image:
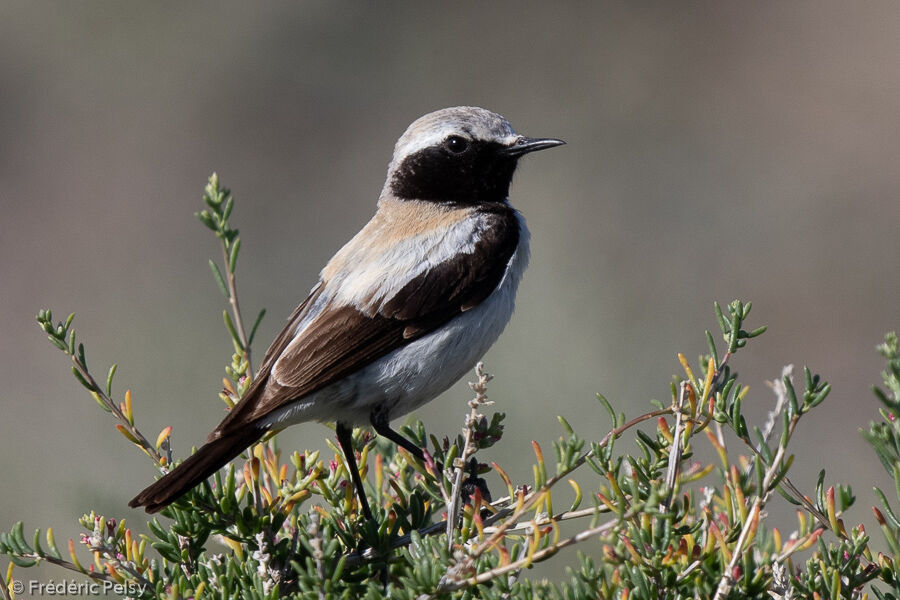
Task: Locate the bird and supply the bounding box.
[129,106,564,519]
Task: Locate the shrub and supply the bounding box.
[3,175,900,599]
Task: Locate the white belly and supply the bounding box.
[261,217,529,427]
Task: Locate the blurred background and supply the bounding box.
[2,0,900,585]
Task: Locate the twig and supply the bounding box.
[307,514,326,600]
[71,358,162,464]
[660,382,689,511]
[17,553,152,590]
[675,559,702,583]
[437,517,618,591]
[466,407,671,562]
[735,422,834,537]
[735,365,854,541]
[347,502,612,567]
[761,365,793,444]
[746,365,793,481]
[0,565,12,600]
[342,404,665,569]
[221,243,253,375]
[445,363,492,549]
[483,504,609,535]
[712,444,786,600]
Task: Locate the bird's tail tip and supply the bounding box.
[128,426,261,513]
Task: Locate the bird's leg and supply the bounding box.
[335,421,374,522]
[370,407,444,472]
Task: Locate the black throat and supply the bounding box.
[389,140,519,206]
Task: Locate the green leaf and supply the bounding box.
[228,238,241,273]
[769,454,794,490]
[223,310,243,349]
[784,376,798,418]
[815,469,826,513]
[8,555,37,568]
[11,522,29,554]
[106,363,118,396]
[32,528,43,558]
[147,518,168,541]
[874,487,900,528]
[222,193,234,221]
[248,308,266,346]
[45,528,61,560]
[705,330,719,367]
[331,555,347,582]
[209,259,230,298]
[596,393,616,428]
[72,366,93,391]
[196,210,218,232]
[807,383,831,409]
[777,485,802,505]
[151,540,181,562]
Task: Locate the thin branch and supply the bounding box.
[735,425,836,537]
[483,504,609,536]
[712,444,786,600]
[437,517,618,591]
[446,363,493,548]
[0,566,11,600]
[16,553,151,589]
[71,357,162,464]
[660,382,689,511]
[466,407,671,562]
[346,500,615,567]
[734,365,853,539]
[675,559,702,583]
[221,244,253,375]
[746,364,793,482]
[307,514,326,600]
[343,406,666,569]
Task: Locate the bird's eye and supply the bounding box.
[444,135,469,154]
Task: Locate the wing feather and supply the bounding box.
[216,206,519,430]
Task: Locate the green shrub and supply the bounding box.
[3,175,900,599]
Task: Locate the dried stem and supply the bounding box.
[307,513,326,600]
[446,363,493,548]
[660,382,689,511]
[483,504,610,535]
[438,517,618,591]
[746,364,793,483]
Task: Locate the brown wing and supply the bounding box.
[210,284,323,437]
[216,206,519,432]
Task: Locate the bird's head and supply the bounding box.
[383,106,564,206]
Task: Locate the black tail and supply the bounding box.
[129,426,262,513]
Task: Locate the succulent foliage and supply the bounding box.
[4,176,900,599]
